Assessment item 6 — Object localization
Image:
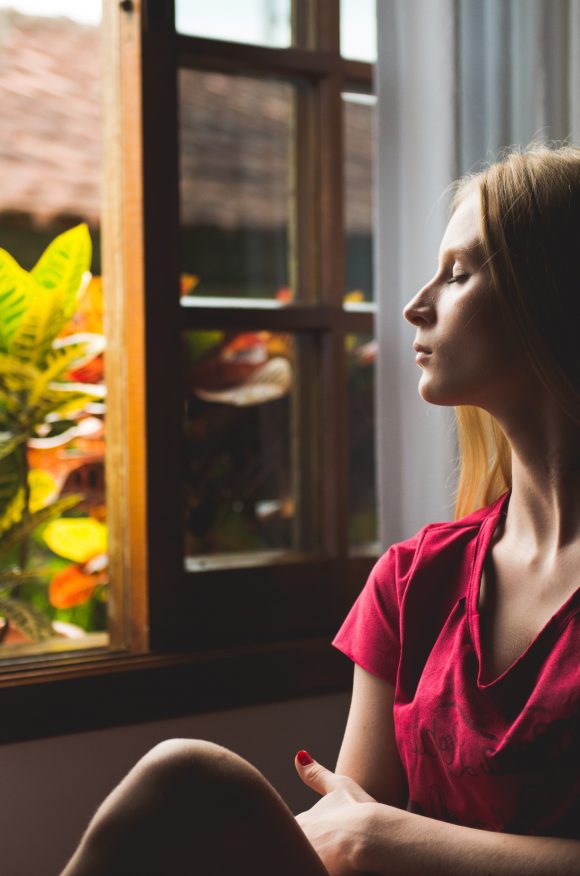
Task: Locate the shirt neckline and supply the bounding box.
[467,489,580,688]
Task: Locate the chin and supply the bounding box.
[418,377,468,407]
[418,380,453,406]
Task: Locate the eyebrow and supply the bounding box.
[437,243,486,264]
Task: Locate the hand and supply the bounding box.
[294,750,377,876]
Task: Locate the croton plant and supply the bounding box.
[0,225,107,645]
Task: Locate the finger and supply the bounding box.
[294,750,339,796]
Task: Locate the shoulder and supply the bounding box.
[371,491,510,600]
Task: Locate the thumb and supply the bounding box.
[294,750,339,796]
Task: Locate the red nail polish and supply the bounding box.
[297,749,313,766]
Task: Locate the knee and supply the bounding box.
[141,738,256,785]
[135,738,270,821]
[88,740,267,847]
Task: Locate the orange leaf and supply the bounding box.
[49,565,96,608]
[69,352,104,383]
[60,276,104,336]
[275,286,293,303]
[180,273,200,295]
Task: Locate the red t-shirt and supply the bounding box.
[333,490,580,837]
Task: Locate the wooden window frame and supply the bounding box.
[0,0,377,744]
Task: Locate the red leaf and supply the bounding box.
[49,565,97,608]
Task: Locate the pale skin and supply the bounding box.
[61,190,580,875]
[404,188,580,682]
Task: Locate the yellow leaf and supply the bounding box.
[344,290,365,303]
[43,517,107,563]
[28,469,58,512]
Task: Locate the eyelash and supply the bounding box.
[447,274,469,285]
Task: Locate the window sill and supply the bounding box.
[0,636,352,744]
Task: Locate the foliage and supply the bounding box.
[0,225,107,645]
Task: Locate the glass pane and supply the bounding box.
[176,0,291,49]
[0,2,108,656]
[183,329,313,564]
[347,334,378,548]
[340,0,377,62]
[343,93,376,303]
[179,71,294,301]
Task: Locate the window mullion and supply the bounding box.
[102,0,149,652]
[140,6,185,650]
[315,0,349,559]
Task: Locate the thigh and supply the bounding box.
[60,739,330,876]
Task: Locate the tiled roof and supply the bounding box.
[0,10,102,225]
[0,10,373,232]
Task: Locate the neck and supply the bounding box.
[495,402,580,561]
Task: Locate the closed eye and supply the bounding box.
[447,274,469,285]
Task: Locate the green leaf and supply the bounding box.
[0,450,25,535]
[0,389,20,417]
[33,383,105,422]
[0,249,37,353]
[0,351,38,397]
[28,341,95,407]
[9,286,70,366]
[183,330,225,365]
[0,593,54,641]
[0,432,27,463]
[0,494,83,561]
[31,224,92,322]
[0,570,46,592]
[0,349,103,437]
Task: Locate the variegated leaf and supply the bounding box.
[0,493,82,561]
[31,224,92,325]
[0,432,27,463]
[34,384,105,422]
[0,570,46,592]
[0,249,38,353]
[0,389,20,417]
[0,449,24,535]
[0,594,54,641]
[9,285,69,366]
[0,352,38,397]
[28,342,94,407]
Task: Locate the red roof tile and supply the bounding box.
[0,10,372,232]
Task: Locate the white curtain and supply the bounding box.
[374,0,580,549]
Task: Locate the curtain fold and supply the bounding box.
[375,0,580,549]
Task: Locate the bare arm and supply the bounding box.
[298,664,579,875]
[360,803,580,876]
[335,663,407,807]
[296,758,580,876]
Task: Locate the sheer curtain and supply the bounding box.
[374,0,580,549]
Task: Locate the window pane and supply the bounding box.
[344,93,376,302]
[183,330,316,564]
[0,3,108,656]
[179,71,295,301]
[347,334,378,549]
[176,0,291,48]
[340,0,377,62]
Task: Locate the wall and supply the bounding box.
[0,691,350,876]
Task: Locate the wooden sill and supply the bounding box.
[0,636,352,745]
[0,632,109,664]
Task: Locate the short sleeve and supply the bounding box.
[332,533,420,685]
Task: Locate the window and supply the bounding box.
[0,1,108,657]
[0,0,377,742]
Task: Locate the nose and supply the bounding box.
[402,285,435,326]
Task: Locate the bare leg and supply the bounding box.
[60,739,329,876]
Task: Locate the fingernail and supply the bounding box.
[297,749,313,766]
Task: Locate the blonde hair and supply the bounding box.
[452,144,580,519]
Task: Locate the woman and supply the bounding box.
[62,144,580,876]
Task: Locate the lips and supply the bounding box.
[413,342,432,354]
